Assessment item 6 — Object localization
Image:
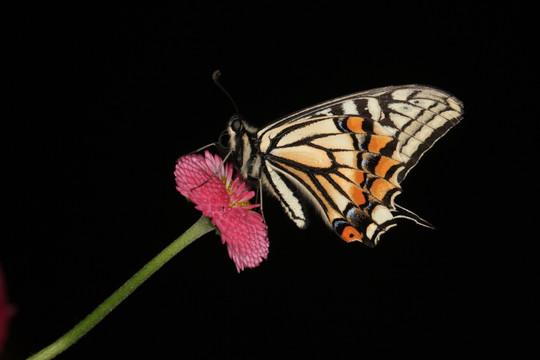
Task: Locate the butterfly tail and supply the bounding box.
[393,204,435,229]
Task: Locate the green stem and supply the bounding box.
[27,216,215,360]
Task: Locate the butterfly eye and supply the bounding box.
[230,117,243,133]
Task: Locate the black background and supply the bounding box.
[3,3,535,359]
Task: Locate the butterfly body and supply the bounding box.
[226,85,463,247]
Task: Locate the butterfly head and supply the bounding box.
[228,114,244,133]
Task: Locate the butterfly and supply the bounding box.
[223,83,463,247]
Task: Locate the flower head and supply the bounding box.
[174,151,268,272]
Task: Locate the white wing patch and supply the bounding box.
[341,100,359,114]
[391,88,415,101]
[388,102,423,118]
[367,98,382,120]
[389,112,411,128]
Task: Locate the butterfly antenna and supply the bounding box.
[212,70,240,116]
[184,142,218,156]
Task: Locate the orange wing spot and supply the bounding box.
[370,178,395,201]
[353,169,365,186]
[338,168,365,187]
[346,117,365,133]
[374,156,401,178]
[341,226,364,242]
[368,135,393,154]
[351,185,367,206]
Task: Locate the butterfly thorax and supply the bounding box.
[227,115,263,181]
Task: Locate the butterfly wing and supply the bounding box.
[259,85,464,182]
[257,85,463,246]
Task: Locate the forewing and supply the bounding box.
[258,85,464,183]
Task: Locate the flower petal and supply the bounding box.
[174,153,229,208]
[217,207,268,272]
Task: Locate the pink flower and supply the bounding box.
[0,266,12,355]
[174,151,268,272]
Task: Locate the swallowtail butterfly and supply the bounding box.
[224,83,463,247]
